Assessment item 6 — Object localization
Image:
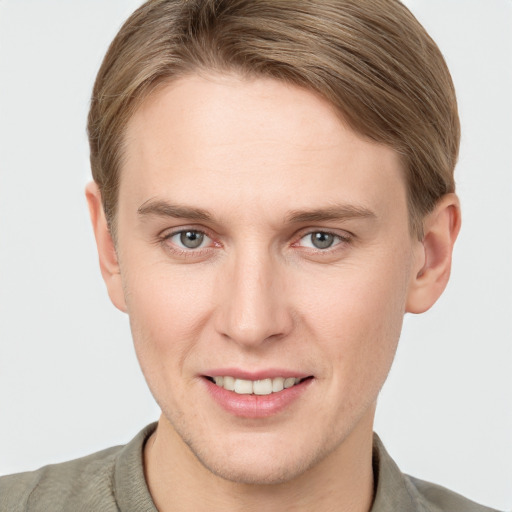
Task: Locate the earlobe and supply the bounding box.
[406,193,461,314]
[85,182,128,313]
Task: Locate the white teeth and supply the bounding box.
[211,375,304,394]
[284,377,296,389]
[223,376,235,391]
[253,379,272,395]
[272,377,284,392]
[234,378,253,394]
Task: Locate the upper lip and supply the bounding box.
[203,368,312,380]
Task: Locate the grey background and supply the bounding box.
[0,1,510,509]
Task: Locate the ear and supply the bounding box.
[85,182,127,313]
[406,193,461,314]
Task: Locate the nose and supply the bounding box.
[214,249,293,348]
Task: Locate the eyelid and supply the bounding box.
[159,224,212,240]
[293,228,353,246]
[158,225,220,253]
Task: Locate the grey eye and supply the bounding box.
[178,230,205,249]
[310,232,335,249]
[298,231,340,250]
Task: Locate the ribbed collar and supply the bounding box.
[370,433,426,511]
[114,422,159,512]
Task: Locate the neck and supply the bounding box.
[144,411,375,512]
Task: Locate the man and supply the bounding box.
[0,1,501,511]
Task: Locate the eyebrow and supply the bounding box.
[285,204,376,224]
[137,198,376,224]
[138,199,213,221]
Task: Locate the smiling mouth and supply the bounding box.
[205,376,312,395]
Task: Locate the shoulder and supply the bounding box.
[404,474,502,512]
[0,444,122,512]
[372,433,502,512]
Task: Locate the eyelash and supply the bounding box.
[159,228,217,257]
[294,231,352,252]
[157,228,353,258]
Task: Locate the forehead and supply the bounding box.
[120,73,407,225]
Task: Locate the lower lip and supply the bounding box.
[203,377,313,418]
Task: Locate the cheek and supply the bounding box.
[122,261,215,378]
[296,254,410,381]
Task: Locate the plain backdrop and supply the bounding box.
[0,1,510,510]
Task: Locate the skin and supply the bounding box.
[87,73,460,512]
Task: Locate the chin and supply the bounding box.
[177,426,335,486]
[194,448,313,485]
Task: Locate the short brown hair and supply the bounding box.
[88,0,459,239]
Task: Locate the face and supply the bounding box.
[113,73,421,484]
